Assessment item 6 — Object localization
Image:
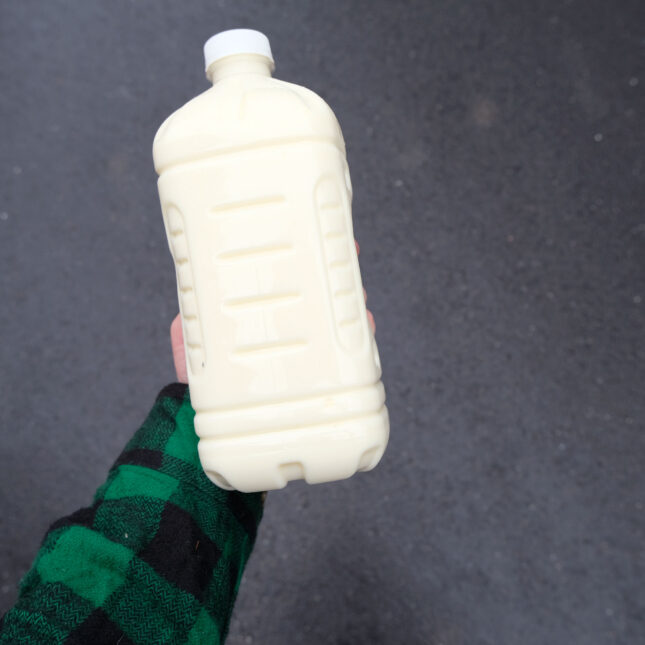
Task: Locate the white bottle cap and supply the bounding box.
[204,29,274,72]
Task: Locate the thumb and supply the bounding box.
[170,314,188,384]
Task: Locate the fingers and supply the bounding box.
[170,314,188,384]
[355,240,376,334]
[367,310,376,334]
[363,288,376,332]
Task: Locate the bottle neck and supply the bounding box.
[207,54,274,84]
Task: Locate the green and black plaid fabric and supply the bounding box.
[0,383,264,644]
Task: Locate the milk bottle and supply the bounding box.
[153,29,389,492]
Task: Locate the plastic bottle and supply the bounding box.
[153,29,389,492]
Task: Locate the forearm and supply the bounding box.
[0,384,263,645]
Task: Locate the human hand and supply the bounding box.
[171,240,375,384]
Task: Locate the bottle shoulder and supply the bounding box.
[153,77,345,173]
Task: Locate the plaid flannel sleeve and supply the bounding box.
[0,383,264,645]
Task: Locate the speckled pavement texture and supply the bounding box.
[1,1,643,643]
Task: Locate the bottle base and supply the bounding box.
[196,405,389,492]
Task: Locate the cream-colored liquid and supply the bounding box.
[153,54,388,492]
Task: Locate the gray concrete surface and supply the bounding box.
[1,1,644,643]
